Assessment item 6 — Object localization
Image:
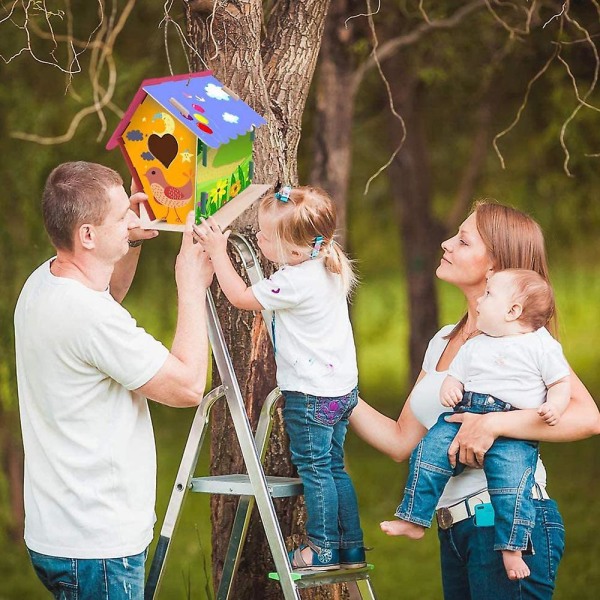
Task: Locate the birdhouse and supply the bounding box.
[107,71,270,231]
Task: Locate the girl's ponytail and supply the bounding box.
[324,240,358,297]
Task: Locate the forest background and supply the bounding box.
[0,1,599,599]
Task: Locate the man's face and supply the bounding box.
[92,185,139,263]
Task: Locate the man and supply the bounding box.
[14,161,213,599]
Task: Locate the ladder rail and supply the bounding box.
[145,386,225,600]
[205,291,300,599]
[216,388,287,600]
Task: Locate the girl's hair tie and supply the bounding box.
[275,185,292,203]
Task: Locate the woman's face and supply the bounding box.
[436,212,494,291]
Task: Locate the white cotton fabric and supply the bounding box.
[252,259,358,397]
[448,329,570,408]
[15,260,169,559]
[410,325,549,509]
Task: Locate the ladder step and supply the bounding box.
[268,565,374,588]
[190,474,303,497]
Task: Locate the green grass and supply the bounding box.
[2,262,599,599]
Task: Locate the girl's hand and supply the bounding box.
[445,412,498,469]
[192,216,230,255]
[538,402,561,426]
[441,387,463,408]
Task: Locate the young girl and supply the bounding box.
[193,185,365,572]
[381,269,570,581]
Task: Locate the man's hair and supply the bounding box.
[42,161,123,251]
[501,268,555,331]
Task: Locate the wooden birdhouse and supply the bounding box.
[107,71,270,231]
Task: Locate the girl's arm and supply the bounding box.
[193,218,263,311]
[447,366,600,468]
[350,371,428,463]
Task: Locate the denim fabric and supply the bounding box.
[438,499,565,599]
[27,548,146,600]
[282,388,364,550]
[397,392,539,551]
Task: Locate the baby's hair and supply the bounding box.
[260,186,357,296]
[500,268,555,331]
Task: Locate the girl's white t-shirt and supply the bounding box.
[252,259,358,397]
[410,325,548,508]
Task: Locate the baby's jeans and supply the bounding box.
[396,391,539,552]
[282,388,364,551]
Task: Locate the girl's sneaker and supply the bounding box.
[289,542,340,571]
[340,547,367,569]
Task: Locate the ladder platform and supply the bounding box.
[190,474,303,497]
[269,565,374,588]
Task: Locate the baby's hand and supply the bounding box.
[441,387,463,408]
[192,216,230,254]
[538,402,561,426]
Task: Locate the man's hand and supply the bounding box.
[446,412,497,469]
[176,212,214,296]
[128,180,159,245]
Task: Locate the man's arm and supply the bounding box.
[110,188,159,303]
[136,214,214,407]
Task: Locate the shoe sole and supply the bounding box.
[292,564,341,572]
[340,562,367,569]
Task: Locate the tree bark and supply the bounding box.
[309,0,364,242]
[185,2,349,598]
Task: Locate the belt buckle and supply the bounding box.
[436,507,453,530]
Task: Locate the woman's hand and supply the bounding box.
[446,412,499,469]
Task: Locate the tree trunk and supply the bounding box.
[386,67,444,383]
[186,2,349,598]
[309,0,363,243]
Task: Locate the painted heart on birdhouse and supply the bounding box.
[148,133,179,169]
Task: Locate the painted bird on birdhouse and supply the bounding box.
[143,167,193,223]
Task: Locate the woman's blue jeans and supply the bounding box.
[438,499,565,599]
[397,392,539,551]
[27,547,146,600]
[282,388,364,551]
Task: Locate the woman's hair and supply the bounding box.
[260,186,357,296]
[42,161,123,251]
[500,268,555,331]
[449,199,557,339]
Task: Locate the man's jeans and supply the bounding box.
[27,547,146,600]
[282,388,364,551]
[438,499,565,599]
[397,391,539,551]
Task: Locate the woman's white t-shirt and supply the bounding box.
[409,325,548,508]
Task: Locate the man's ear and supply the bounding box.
[79,224,95,250]
[506,302,523,322]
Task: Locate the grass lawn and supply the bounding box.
[2,262,598,599]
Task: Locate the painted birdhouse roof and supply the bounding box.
[106,71,266,151]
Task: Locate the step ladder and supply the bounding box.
[144,233,377,600]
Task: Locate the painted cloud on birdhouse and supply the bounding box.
[106,71,267,230]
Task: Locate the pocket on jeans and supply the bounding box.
[313,390,357,425]
[28,549,78,592]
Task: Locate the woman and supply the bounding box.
[351,201,600,598]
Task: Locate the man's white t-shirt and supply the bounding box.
[448,328,570,408]
[252,259,358,397]
[15,260,169,559]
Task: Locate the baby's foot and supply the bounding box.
[380,519,425,539]
[502,550,530,580]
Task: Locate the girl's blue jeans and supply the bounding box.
[397,392,539,552]
[438,498,565,599]
[282,388,364,551]
[27,547,146,600]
